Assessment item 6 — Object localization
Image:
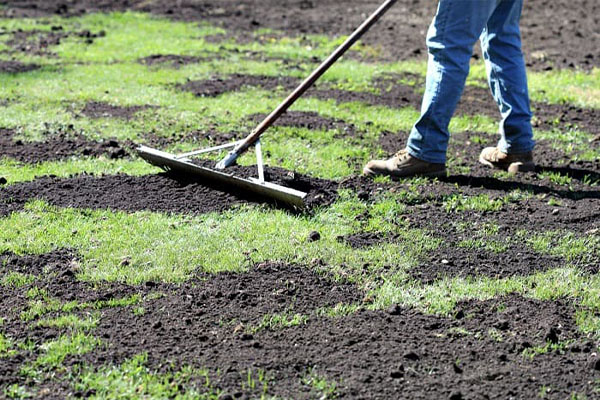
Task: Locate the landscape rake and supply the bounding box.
[137,0,398,208]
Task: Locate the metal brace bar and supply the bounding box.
[175,140,243,160]
[255,139,265,184]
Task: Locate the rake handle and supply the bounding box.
[217,0,398,168]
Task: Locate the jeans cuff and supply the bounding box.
[406,147,446,164]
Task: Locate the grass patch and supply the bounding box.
[23,333,100,374]
[1,271,36,288]
[302,368,338,399]
[73,353,221,400]
[0,197,439,284]
[0,333,16,358]
[35,313,100,331]
[21,290,141,322]
[522,230,600,263]
[249,311,308,333]
[0,158,159,185]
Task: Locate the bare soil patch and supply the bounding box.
[0,163,339,216]
[248,110,359,137]
[138,54,209,68]
[0,128,131,163]
[3,26,105,56]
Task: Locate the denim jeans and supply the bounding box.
[406,0,535,164]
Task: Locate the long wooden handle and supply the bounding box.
[235,0,398,156]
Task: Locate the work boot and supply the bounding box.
[478,147,535,173]
[363,149,446,179]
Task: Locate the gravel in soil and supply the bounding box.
[2,0,597,71]
[0,128,131,163]
[1,251,599,399]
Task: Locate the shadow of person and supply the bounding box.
[442,165,600,201]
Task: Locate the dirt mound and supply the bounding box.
[0,163,339,216]
[0,128,131,163]
[410,245,565,284]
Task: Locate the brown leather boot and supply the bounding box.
[363,150,446,179]
[479,147,535,173]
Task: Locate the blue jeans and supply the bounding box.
[406,0,535,164]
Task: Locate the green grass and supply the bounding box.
[0,198,439,284]
[21,290,141,322]
[0,333,16,358]
[24,333,100,373]
[0,158,160,185]
[250,311,309,333]
[302,368,338,399]
[73,354,221,400]
[1,272,36,288]
[35,313,100,331]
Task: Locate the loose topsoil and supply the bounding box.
[0,162,339,216]
[0,128,131,163]
[1,251,599,399]
[1,0,597,71]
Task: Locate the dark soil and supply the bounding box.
[0,59,39,73]
[138,54,209,68]
[337,229,577,283]
[3,26,106,56]
[0,128,131,163]
[409,245,565,284]
[177,74,299,97]
[1,251,598,399]
[0,163,339,216]
[76,101,155,120]
[1,0,598,71]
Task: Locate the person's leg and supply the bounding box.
[406,0,498,164]
[480,0,535,155]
